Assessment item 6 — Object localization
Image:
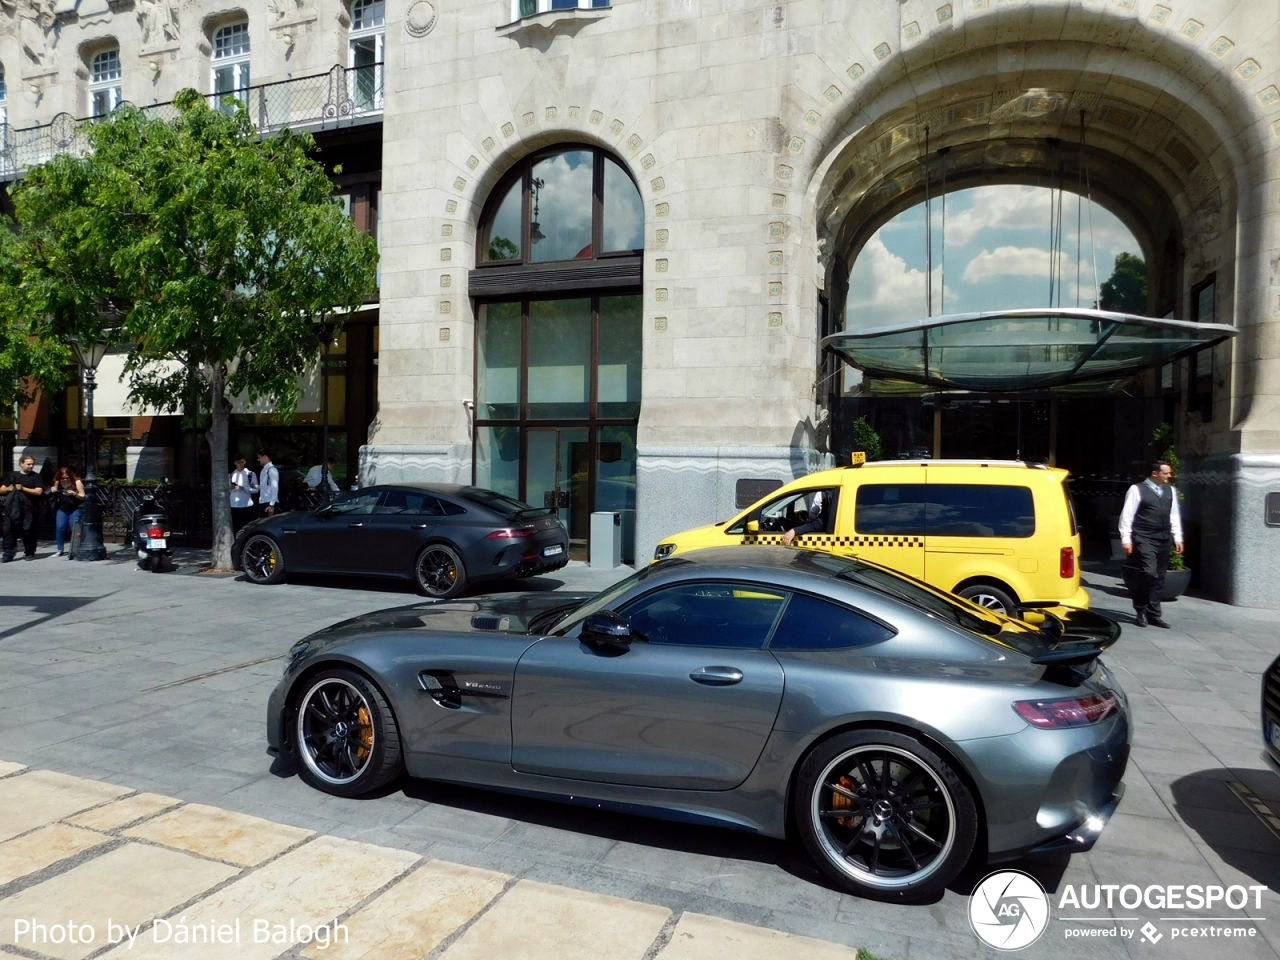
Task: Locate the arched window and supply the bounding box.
[513,0,609,19]
[89,48,122,117]
[212,21,251,100]
[349,0,384,112]
[479,146,643,263]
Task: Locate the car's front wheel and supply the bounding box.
[294,668,403,797]
[796,729,977,900]
[241,534,286,584]
[414,544,468,599]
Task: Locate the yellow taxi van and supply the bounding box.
[651,460,1087,616]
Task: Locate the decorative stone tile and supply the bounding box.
[654,228,668,243]
[522,112,535,126]
[453,177,466,190]
[440,301,452,314]
[545,106,557,121]
[768,282,782,296]
[1210,36,1234,58]
[1149,5,1169,24]
[1272,118,1280,136]
[847,63,864,81]
[440,247,452,261]
[971,0,988,9]
[501,122,515,137]
[650,176,665,191]
[768,250,783,266]
[1259,86,1280,107]
[1116,0,1134,10]
[823,86,840,102]
[445,199,457,213]
[654,259,668,272]
[1237,59,1262,80]
[874,42,891,60]
[124,803,313,867]
[804,110,820,126]
[66,793,181,832]
[627,133,642,150]
[768,221,784,238]
[787,136,804,153]
[0,770,130,843]
[0,824,109,886]
[441,224,453,237]
[655,288,668,301]
[440,274,452,288]
[653,317,668,331]
[936,4,952,23]
[776,164,793,179]
[589,110,603,124]
[641,153,655,169]
[610,118,624,134]
[771,193,786,208]
[568,105,581,120]
[482,137,495,151]
[440,327,451,341]
[903,21,920,39]
[655,202,669,216]
[465,155,478,170]
[1164,137,1198,173]
[1181,19,1203,40]
[767,312,783,327]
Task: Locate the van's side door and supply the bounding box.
[834,474,926,578]
[922,480,1034,594]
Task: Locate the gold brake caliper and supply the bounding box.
[355,704,373,760]
[831,775,858,826]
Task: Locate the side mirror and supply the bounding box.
[581,610,633,648]
[746,520,759,533]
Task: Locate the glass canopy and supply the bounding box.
[821,309,1236,393]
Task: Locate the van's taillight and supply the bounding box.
[1060,547,1075,578]
[147,526,164,538]
[1014,692,1118,728]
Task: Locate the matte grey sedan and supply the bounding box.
[267,547,1129,899]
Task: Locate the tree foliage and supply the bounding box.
[851,416,883,462]
[4,91,379,567]
[1098,252,1148,314]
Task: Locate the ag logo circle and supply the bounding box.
[968,870,1049,951]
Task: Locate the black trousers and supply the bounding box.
[2,517,37,559]
[1124,535,1170,619]
[231,506,255,533]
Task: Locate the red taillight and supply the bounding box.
[1060,546,1075,579]
[1014,692,1118,728]
[147,526,164,538]
[486,527,535,539]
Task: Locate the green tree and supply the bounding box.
[851,416,883,462]
[0,225,75,408]
[5,91,379,568]
[1098,252,1148,314]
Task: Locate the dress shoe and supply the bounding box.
[1134,613,1148,627]
[1149,616,1171,629]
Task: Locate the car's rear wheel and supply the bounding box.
[241,534,286,584]
[956,583,1018,618]
[294,668,403,797]
[796,729,977,900]
[415,544,468,599]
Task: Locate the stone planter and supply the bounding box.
[1161,568,1192,601]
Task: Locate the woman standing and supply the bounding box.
[51,467,86,557]
[230,454,259,533]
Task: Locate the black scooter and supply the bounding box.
[131,484,173,572]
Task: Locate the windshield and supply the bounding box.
[552,564,661,635]
[458,487,534,516]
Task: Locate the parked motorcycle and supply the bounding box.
[131,484,173,572]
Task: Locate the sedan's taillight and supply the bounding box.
[1014,692,1118,728]
[1060,546,1076,578]
[486,527,535,539]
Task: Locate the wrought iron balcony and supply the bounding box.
[0,62,383,180]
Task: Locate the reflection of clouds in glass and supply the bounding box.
[486,180,522,260]
[846,235,954,328]
[531,150,593,261]
[603,159,643,251]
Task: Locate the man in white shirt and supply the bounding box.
[305,457,339,493]
[229,454,258,532]
[1118,459,1184,628]
[257,450,280,517]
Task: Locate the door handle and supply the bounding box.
[689,666,744,686]
[348,522,364,528]
[412,523,429,529]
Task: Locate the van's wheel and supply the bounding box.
[295,668,403,797]
[242,534,286,584]
[415,544,468,599]
[795,728,977,901]
[956,583,1018,618]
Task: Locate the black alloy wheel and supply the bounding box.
[415,544,468,599]
[956,583,1018,618]
[797,729,976,900]
[294,668,403,797]
[241,534,286,584]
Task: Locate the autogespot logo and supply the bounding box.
[969,870,1051,951]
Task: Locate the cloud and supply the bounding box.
[846,234,956,326]
[944,185,1051,246]
[963,245,1066,282]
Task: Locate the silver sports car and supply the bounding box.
[267,547,1129,899]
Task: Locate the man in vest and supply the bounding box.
[1118,459,1184,628]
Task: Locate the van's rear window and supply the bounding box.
[856,484,1035,538]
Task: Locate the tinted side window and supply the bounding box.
[769,593,894,650]
[620,582,787,649]
[855,484,927,535]
[377,490,446,516]
[927,484,1035,537]
[327,491,382,516]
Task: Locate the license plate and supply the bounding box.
[543,544,563,557]
[1270,722,1280,752]
[147,538,166,549]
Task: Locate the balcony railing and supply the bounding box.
[0,62,383,179]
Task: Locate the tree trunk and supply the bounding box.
[206,367,235,570]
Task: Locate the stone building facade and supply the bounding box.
[3,0,1279,605]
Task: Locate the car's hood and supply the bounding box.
[299,592,593,651]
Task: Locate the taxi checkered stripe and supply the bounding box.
[744,534,923,548]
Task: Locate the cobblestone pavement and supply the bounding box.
[1,545,1279,959]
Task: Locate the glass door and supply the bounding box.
[526,428,590,559]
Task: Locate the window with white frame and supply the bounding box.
[349,0,384,112]
[513,0,608,19]
[90,48,122,117]
[212,22,251,102]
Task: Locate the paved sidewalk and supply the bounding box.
[1,550,1279,958]
[0,760,860,960]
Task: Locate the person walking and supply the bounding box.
[257,450,280,517]
[229,455,258,533]
[1,455,48,561]
[50,467,86,557]
[1119,459,1184,628]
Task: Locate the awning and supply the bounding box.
[821,309,1236,393]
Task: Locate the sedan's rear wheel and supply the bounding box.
[796,729,976,900]
[295,669,403,797]
[242,534,286,584]
[415,544,468,599]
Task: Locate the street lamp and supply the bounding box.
[68,336,110,561]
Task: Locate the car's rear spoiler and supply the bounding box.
[1028,607,1122,671]
[514,507,557,522]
